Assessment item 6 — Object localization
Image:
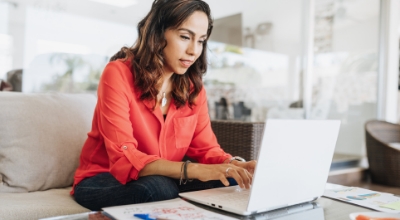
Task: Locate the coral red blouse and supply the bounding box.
[71,59,231,194]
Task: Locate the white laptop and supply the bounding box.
[179,119,341,216]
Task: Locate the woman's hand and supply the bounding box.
[230,160,257,175]
[188,163,253,189]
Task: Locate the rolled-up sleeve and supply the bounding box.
[97,62,159,184]
[185,88,231,164]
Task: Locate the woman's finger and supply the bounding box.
[226,167,247,189]
[215,164,253,188]
[245,161,257,173]
[235,168,247,186]
[231,172,244,189]
[219,172,230,186]
[237,168,252,189]
[231,165,252,183]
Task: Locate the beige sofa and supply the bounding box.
[0,92,96,220]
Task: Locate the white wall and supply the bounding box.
[0,2,8,34]
[0,2,12,80]
[8,2,26,71]
[332,18,379,52]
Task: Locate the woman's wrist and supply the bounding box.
[186,162,199,180]
[230,159,242,166]
[224,156,246,165]
[229,156,246,163]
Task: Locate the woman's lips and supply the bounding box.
[180,59,193,68]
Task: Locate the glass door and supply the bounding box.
[310,0,380,156]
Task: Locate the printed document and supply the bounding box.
[324,183,400,213]
[102,198,236,220]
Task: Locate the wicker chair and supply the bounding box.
[211,120,265,161]
[365,120,400,187]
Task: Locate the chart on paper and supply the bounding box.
[102,198,236,220]
[324,185,400,213]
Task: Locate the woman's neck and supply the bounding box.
[158,74,173,108]
[159,73,173,93]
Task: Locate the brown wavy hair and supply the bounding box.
[110,0,213,109]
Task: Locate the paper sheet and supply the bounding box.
[323,184,400,214]
[102,198,236,220]
[380,201,400,211]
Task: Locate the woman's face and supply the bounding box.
[162,11,208,75]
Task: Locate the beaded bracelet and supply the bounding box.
[183,160,193,184]
[179,161,185,185]
[179,160,193,185]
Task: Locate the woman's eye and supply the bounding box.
[181,36,190,40]
[198,40,205,44]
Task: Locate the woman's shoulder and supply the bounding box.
[198,85,206,97]
[193,85,206,105]
[100,59,135,87]
[106,58,132,71]
[103,58,133,77]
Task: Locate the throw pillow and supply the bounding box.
[0,92,96,192]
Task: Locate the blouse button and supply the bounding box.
[122,146,127,150]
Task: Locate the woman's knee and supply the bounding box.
[74,174,180,210]
[134,175,179,201]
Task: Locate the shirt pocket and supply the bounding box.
[173,115,198,149]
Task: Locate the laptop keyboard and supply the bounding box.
[208,188,250,208]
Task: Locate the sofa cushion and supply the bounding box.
[0,187,90,220]
[0,92,96,192]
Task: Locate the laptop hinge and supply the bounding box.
[250,202,315,218]
[288,197,317,206]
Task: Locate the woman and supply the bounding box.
[72,0,256,211]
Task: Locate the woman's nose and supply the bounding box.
[187,42,200,56]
